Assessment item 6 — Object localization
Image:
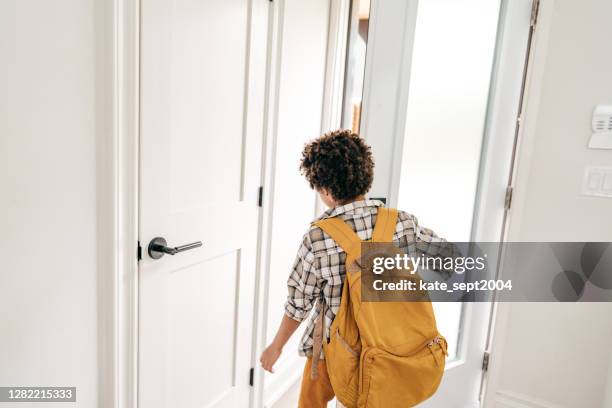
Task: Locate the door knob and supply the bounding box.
[147,237,203,259]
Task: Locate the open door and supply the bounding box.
[357,0,536,406]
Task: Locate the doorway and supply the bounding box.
[128,0,536,406]
[350,0,536,406]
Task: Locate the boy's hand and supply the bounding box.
[260,314,301,373]
[260,343,283,373]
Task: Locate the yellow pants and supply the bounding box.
[298,358,335,408]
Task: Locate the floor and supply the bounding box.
[270,380,300,408]
[271,380,341,408]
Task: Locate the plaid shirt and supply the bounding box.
[284,199,457,357]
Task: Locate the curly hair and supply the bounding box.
[299,129,374,202]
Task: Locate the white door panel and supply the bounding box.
[139,0,268,407]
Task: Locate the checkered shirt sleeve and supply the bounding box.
[284,233,320,322]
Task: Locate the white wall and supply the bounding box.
[509,0,612,243]
[0,1,113,406]
[489,0,612,407]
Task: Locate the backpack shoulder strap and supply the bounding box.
[310,218,359,379]
[313,217,362,256]
[372,207,399,242]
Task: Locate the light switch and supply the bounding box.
[587,171,603,191]
[583,166,612,197]
[602,173,612,194]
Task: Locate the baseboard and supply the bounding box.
[495,391,566,408]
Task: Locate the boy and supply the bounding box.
[260,130,455,407]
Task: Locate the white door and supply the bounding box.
[138,1,268,407]
[358,0,534,406]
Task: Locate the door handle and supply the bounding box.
[147,237,203,259]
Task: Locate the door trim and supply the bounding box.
[252,0,345,405]
[115,0,140,406]
[102,0,140,407]
[316,0,351,215]
[482,0,556,405]
[470,0,546,403]
[359,0,419,206]
[320,0,350,133]
[250,0,284,405]
[251,1,284,405]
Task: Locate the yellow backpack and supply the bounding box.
[311,208,447,408]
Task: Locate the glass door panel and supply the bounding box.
[396,0,501,362]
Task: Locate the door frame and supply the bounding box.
[111,1,273,407]
[359,0,419,204]
[471,0,544,403]
[250,1,294,406]
[251,0,346,405]
[481,0,556,406]
[101,0,140,407]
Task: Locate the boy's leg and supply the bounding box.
[298,358,334,408]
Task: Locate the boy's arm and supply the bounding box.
[402,212,461,277]
[260,232,319,373]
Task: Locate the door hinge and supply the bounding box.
[258,186,264,207]
[504,186,513,210]
[482,351,491,371]
[137,241,142,261]
[530,0,540,27]
[249,367,254,386]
